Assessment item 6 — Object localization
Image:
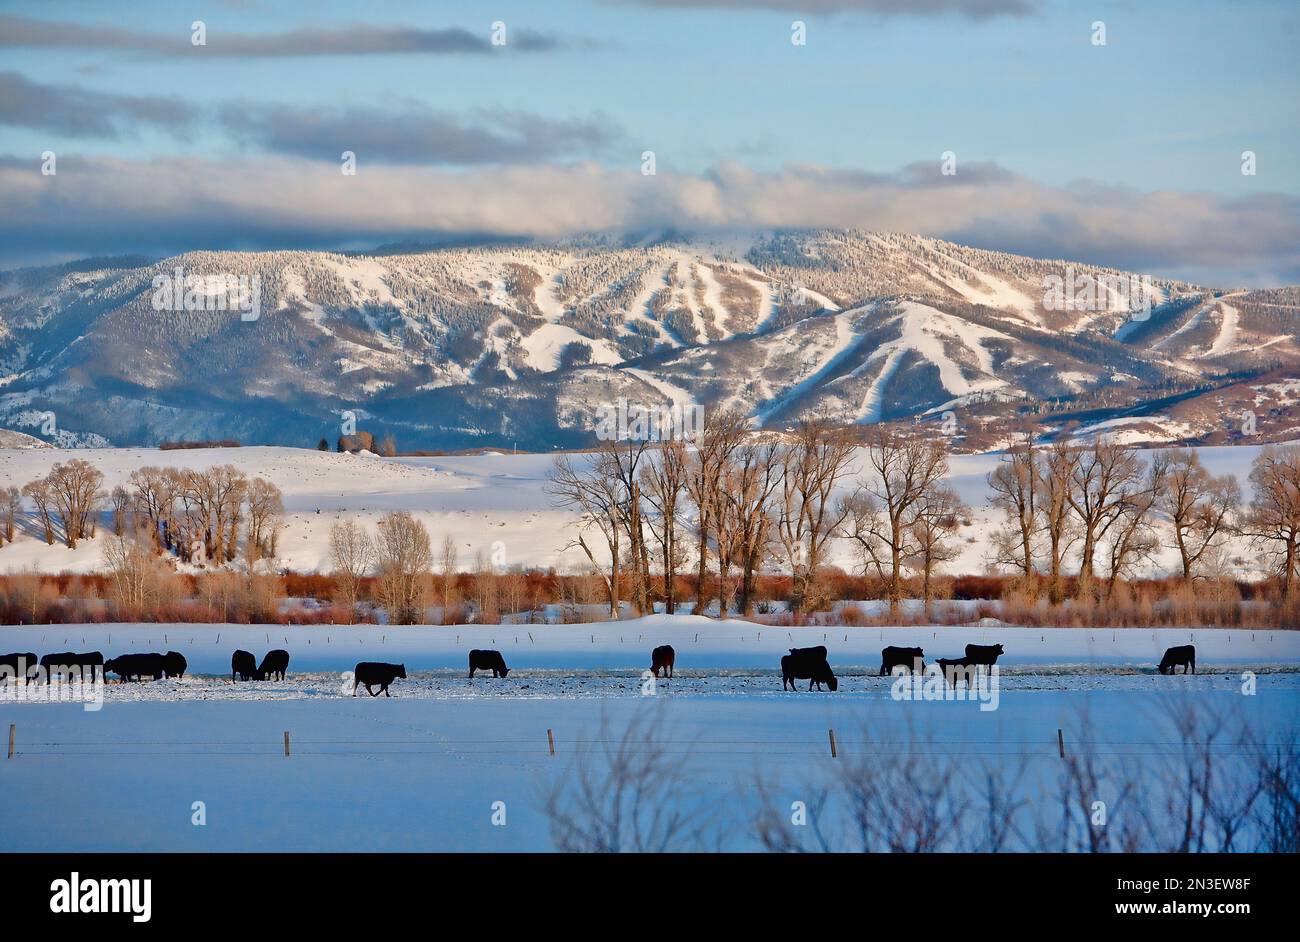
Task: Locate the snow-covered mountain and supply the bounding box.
[1,231,1297,451]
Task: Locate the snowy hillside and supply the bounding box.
[2,232,1296,451]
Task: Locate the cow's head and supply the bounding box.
[397,664,407,679]
[993,644,1005,655]
[499,666,510,677]
[826,675,838,692]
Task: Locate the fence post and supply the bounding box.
[284,731,291,758]
[7,724,14,759]
[1057,729,1065,759]
[828,728,838,759]
[547,729,556,757]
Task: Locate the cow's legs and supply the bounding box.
[383,685,391,697]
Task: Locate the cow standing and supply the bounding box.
[162,651,187,679]
[258,649,290,681]
[1158,645,1196,675]
[38,651,104,683]
[468,650,510,678]
[781,646,838,692]
[105,653,166,682]
[353,662,406,697]
[650,645,675,678]
[231,650,258,682]
[964,643,1004,667]
[0,652,38,686]
[880,646,925,676]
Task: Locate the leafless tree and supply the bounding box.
[109,485,131,537]
[549,453,623,617]
[372,511,432,624]
[45,459,105,549]
[329,519,372,620]
[988,433,1037,579]
[775,419,856,614]
[245,477,284,563]
[720,437,783,616]
[438,533,459,622]
[1154,449,1240,581]
[640,439,689,614]
[1,486,20,543]
[1036,438,1080,603]
[842,425,946,617]
[1065,438,1153,594]
[1242,444,1300,598]
[905,482,967,619]
[20,478,55,545]
[684,408,747,615]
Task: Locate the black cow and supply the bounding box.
[651,645,675,678]
[937,656,975,688]
[105,653,166,682]
[258,649,290,681]
[468,649,510,678]
[0,652,38,686]
[231,649,258,682]
[354,662,406,697]
[38,651,104,683]
[880,646,926,676]
[1158,645,1196,675]
[964,643,1005,667]
[781,646,838,692]
[162,651,187,679]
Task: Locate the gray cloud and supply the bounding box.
[612,0,1037,19]
[218,104,621,164]
[1,156,1295,286]
[0,70,193,137]
[0,72,619,164]
[0,14,577,57]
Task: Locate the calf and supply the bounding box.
[468,649,510,678]
[231,649,258,682]
[0,652,38,686]
[964,643,1005,667]
[162,651,187,679]
[1158,644,1196,675]
[39,651,104,683]
[258,649,290,682]
[353,662,406,697]
[880,646,925,676]
[937,656,975,688]
[105,653,166,682]
[781,646,838,692]
[650,644,675,678]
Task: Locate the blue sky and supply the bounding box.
[1,0,1297,282]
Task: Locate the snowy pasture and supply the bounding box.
[1,617,1297,851]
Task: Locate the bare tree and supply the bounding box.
[1065,438,1152,594]
[775,419,857,614]
[988,433,1037,579]
[109,485,131,537]
[548,453,623,617]
[640,439,689,614]
[329,519,372,620]
[45,459,105,549]
[128,466,178,551]
[842,426,947,617]
[372,511,432,624]
[1036,438,1080,604]
[245,477,284,564]
[720,437,783,616]
[905,482,967,619]
[21,478,55,545]
[1,486,20,543]
[1242,445,1300,598]
[1154,449,1240,581]
[438,533,459,623]
[684,408,747,615]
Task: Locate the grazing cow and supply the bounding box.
[1158,644,1196,675]
[38,651,104,683]
[964,643,1005,667]
[880,646,926,676]
[650,645,675,678]
[258,649,290,681]
[468,649,510,678]
[104,653,166,682]
[0,652,38,686]
[937,656,975,688]
[231,649,258,682]
[781,646,838,692]
[353,662,406,697]
[162,651,187,679]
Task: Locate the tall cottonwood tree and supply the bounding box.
[1154,449,1241,581]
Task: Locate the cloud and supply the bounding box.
[218,104,622,165]
[611,0,1038,19]
[1,155,1295,286]
[0,70,193,137]
[0,14,579,57]
[0,72,619,164]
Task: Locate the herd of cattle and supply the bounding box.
[0,641,1200,694]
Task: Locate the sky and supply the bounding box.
[0,0,1297,285]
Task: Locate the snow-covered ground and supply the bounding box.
[0,442,1279,579]
[2,617,1296,851]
